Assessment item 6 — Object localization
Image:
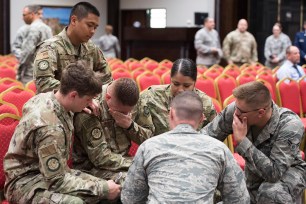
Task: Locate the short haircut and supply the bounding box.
[26,5,41,14]
[233,81,271,108]
[113,78,139,106]
[60,60,102,97]
[171,91,203,121]
[69,2,100,23]
[274,22,282,30]
[170,58,197,81]
[286,46,293,54]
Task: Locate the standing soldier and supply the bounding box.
[4,61,121,203]
[73,78,146,184]
[34,2,112,94]
[15,5,52,84]
[194,17,223,67]
[223,19,258,66]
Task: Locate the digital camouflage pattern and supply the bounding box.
[222,29,258,65]
[73,84,149,184]
[34,28,112,93]
[4,92,110,203]
[121,124,250,203]
[17,19,52,84]
[132,84,216,138]
[203,102,306,203]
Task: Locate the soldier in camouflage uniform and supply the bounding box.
[133,58,216,138]
[15,5,52,84]
[203,81,306,204]
[34,2,112,94]
[223,19,258,66]
[4,61,121,203]
[122,91,250,203]
[73,78,148,183]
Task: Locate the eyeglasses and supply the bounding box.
[235,105,266,114]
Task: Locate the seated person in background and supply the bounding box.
[132,58,216,138]
[4,61,121,203]
[203,81,306,204]
[276,45,305,81]
[73,78,147,184]
[121,91,250,204]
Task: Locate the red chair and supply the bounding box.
[129,61,144,71]
[124,58,138,68]
[252,62,264,71]
[111,68,132,80]
[236,73,256,85]
[140,57,153,65]
[0,113,21,195]
[159,59,173,69]
[152,66,170,78]
[241,67,257,77]
[240,63,251,70]
[209,64,224,72]
[161,70,171,84]
[257,79,277,103]
[203,68,222,80]
[215,74,237,104]
[144,60,159,72]
[131,68,147,80]
[257,71,277,102]
[110,62,128,71]
[0,86,35,116]
[223,65,241,79]
[257,67,273,75]
[0,67,16,79]
[0,100,19,116]
[197,65,208,75]
[25,80,36,94]
[0,78,23,93]
[195,75,218,99]
[272,66,280,74]
[128,141,139,156]
[298,76,306,116]
[136,71,161,91]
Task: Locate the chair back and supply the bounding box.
[159,59,173,69]
[25,80,37,94]
[203,68,222,80]
[209,64,224,72]
[131,67,147,80]
[195,75,217,99]
[241,67,257,76]
[0,100,19,116]
[152,66,170,77]
[197,65,208,74]
[136,71,161,91]
[236,73,256,85]
[144,60,159,72]
[161,70,171,84]
[0,113,21,188]
[211,97,222,113]
[276,77,302,116]
[0,67,16,79]
[215,74,237,104]
[298,76,306,115]
[0,77,23,93]
[223,65,241,79]
[0,86,35,116]
[111,68,132,80]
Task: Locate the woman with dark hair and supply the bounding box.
[131,58,216,138]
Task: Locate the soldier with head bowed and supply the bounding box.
[132,58,216,139]
[73,77,146,184]
[122,91,250,203]
[203,81,306,203]
[4,61,121,203]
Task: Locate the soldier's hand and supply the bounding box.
[83,99,101,116]
[106,180,121,200]
[232,113,247,144]
[109,109,132,129]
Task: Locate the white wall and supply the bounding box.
[120,0,215,27]
[10,0,107,45]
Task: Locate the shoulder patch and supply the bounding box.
[38,60,49,71]
[40,143,57,158]
[91,128,102,140]
[46,157,61,172]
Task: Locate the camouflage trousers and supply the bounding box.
[88,168,127,186]
[255,167,305,204]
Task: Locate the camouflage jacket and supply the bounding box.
[73,84,149,174]
[121,124,250,203]
[11,24,30,61]
[222,29,258,64]
[4,92,109,203]
[203,102,306,202]
[33,27,112,93]
[132,84,216,138]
